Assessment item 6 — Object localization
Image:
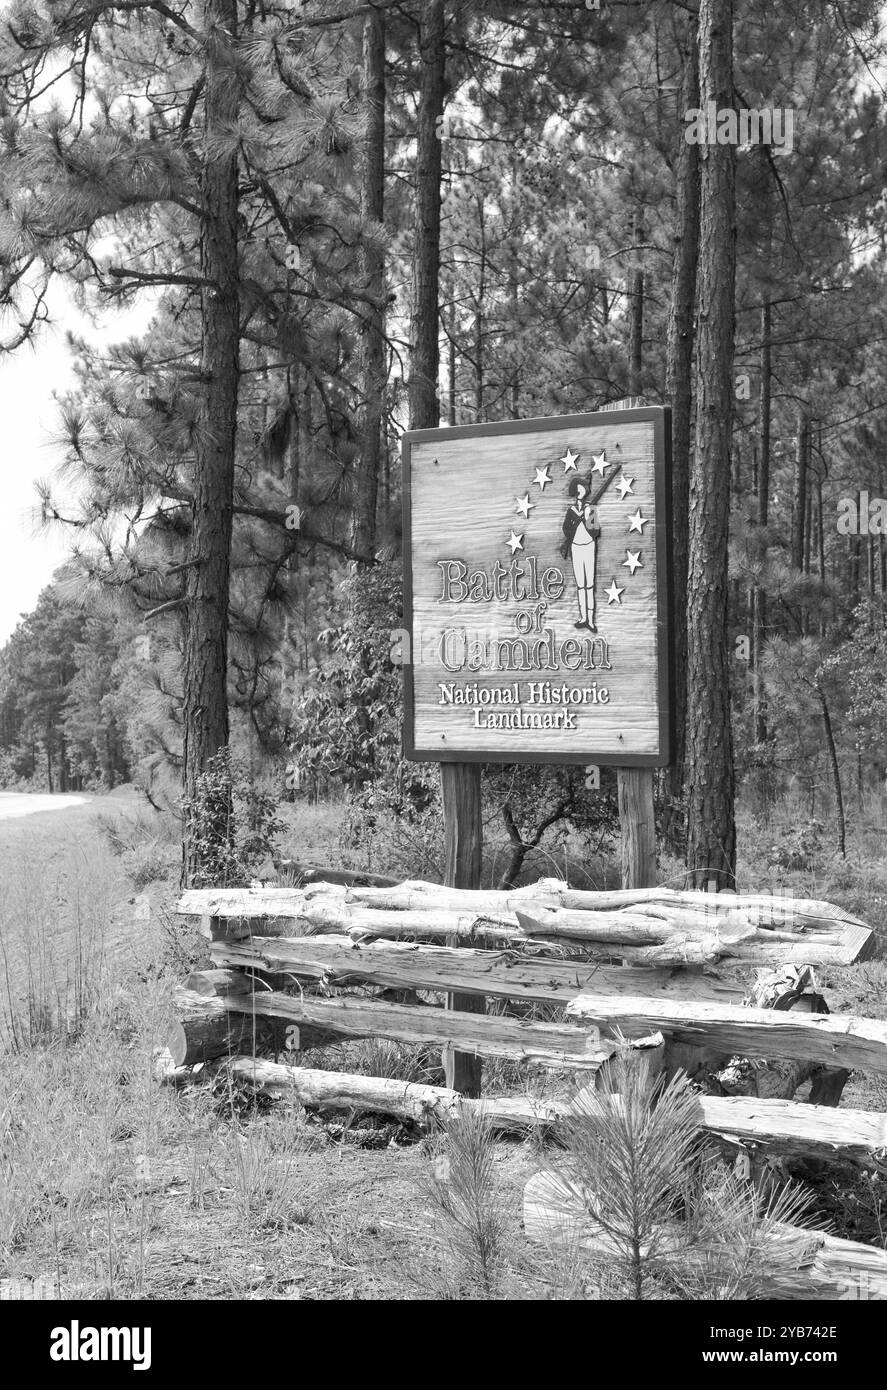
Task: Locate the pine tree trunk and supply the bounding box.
[475,211,486,418]
[817,470,826,585]
[350,10,386,562]
[753,299,770,754]
[685,0,736,888]
[448,294,457,425]
[408,0,445,432]
[286,365,301,575]
[182,0,240,884]
[628,212,644,397]
[791,409,809,571]
[819,686,846,858]
[406,3,482,1093]
[664,20,700,845]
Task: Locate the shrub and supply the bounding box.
[181,749,285,888]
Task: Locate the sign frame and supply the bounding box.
[401,406,674,767]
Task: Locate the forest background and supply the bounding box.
[2,0,887,893]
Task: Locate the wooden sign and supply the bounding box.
[401,407,672,765]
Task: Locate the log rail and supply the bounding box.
[170,877,886,1178]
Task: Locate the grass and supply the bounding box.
[0,788,886,1301]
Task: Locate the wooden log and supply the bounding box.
[193,903,521,943]
[715,925,874,967]
[522,1170,887,1300]
[194,908,861,968]
[178,885,873,964]
[274,861,399,888]
[215,934,745,1003]
[329,879,870,936]
[184,968,251,997]
[194,909,734,962]
[179,880,567,920]
[217,1059,887,1171]
[567,992,887,1076]
[227,1056,463,1124]
[810,1068,851,1106]
[185,966,292,997]
[703,967,850,1105]
[219,989,615,1070]
[698,1095,887,1171]
[484,1093,887,1171]
[167,988,280,1066]
[557,885,869,926]
[192,878,865,937]
[166,987,338,1067]
[513,906,755,946]
[348,880,565,912]
[209,934,747,1006]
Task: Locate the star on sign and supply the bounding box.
[515,494,533,518]
[628,509,649,535]
[591,451,610,476]
[506,530,524,554]
[533,465,552,491]
[623,549,643,575]
[560,447,580,473]
[605,579,625,605]
[615,473,634,500]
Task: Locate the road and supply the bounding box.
[0,792,91,821]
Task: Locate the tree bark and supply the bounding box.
[404,1,482,1096]
[791,409,810,570]
[407,0,445,432]
[182,0,240,884]
[628,212,645,397]
[664,18,700,843]
[819,685,846,858]
[752,298,771,800]
[349,10,386,561]
[685,0,736,887]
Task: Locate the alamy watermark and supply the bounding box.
[684,102,794,156]
[836,490,887,535]
[49,1320,151,1370]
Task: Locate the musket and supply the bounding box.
[587,462,622,509]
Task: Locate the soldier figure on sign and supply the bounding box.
[561,476,601,631]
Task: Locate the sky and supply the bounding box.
[0,283,154,645]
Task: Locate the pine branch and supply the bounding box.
[106,266,210,289]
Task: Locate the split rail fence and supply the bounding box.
[166,870,887,1298]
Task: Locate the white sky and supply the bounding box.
[0,283,154,644]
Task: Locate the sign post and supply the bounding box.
[617,767,657,888]
[440,761,483,1094]
[402,407,673,1091]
